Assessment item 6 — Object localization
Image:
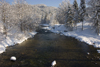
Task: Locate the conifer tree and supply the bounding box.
[73,0,79,30]
[95,5,100,35]
[87,0,100,35]
[73,0,78,10]
[80,0,86,30]
[66,6,74,30]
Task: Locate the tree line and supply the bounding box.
[57,0,100,35]
[0,0,100,37]
[0,0,57,38]
[57,0,86,30]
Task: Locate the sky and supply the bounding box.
[5,0,80,7]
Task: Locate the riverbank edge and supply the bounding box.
[0,31,37,54]
[42,22,100,53]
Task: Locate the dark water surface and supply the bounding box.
[0,29,100,67]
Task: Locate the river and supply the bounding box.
[0,29,100,67]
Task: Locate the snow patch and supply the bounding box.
[0,31,37,54]
[97,50,100,53]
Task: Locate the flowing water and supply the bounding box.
[0,29,100,67]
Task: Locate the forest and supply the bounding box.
[0,0,100,35]
[0,0,100,37]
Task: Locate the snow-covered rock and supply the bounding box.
[51,60,56,67]
[10,56,16,61]
[87,52,90,55]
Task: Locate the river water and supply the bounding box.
[0,29,100,67]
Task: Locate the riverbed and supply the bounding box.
[0,29,100,67]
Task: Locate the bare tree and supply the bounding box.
[57,0,72,24]
[0,0,10,37]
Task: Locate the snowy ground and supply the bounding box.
[43,22,100,53]
[0,21,37,54]
[0,31,37,54]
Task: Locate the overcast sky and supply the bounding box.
[5,0,80,7]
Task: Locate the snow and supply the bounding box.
[0,30,37,54]
[50,24,67,34]
[40,24,49,27]
[87,52,90,55]
[51,60,56,67]
[10,56,16,61]
[45,21,100,53]
[97,50,100,53]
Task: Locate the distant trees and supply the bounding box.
[56,0,100,35]
[0,0,50,38]
[57,0,80,30]
[57,0,86,31]
[42,12,49,24]
[0,0,57,38]
[1,0,100,36]
[40,6,57,25]
[49,13,58,26]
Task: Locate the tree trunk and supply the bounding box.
[20,22,23,32]
[82,21,83,30]
[76,23,77,30]
[2,8,7,38]
[97,21,99,35]
[97,27,99,35]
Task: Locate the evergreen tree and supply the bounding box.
[87,0,100,35]
[80,0,86,30]
[66,6,74,30]
[73,0,78,10]
[73,0,79,30]
[94,5,100,35]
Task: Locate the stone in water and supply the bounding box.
[51,60,56,67]
[87,52,90,55]
[10,56,16,61]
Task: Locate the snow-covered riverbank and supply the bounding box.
[44,22,100,53]
[1,21,100,54]
[0,31,37,54]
